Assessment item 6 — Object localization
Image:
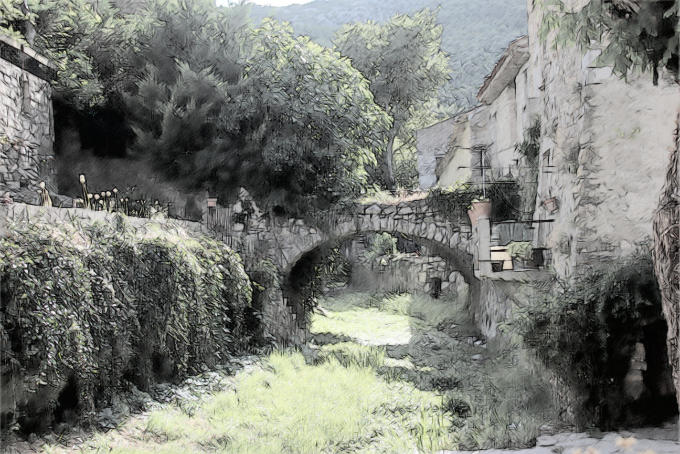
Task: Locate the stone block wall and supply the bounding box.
[524,0,680,279]
[0,36,55,204]
[350,254,469,302]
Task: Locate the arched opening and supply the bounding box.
[282,229,479,332]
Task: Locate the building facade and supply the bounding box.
[418,0,680,280]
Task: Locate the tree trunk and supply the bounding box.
[653,113,680,440]
[384,131,397,191]
[20,2,36,46]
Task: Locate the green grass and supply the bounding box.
[44,291,557,454]
[311,306,413,345]
[357,189,428,205]
[66,353,457,454]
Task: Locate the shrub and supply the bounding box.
[509,252,674,428]
[506,241,533,260]
[0,214,253,434]
[367,232,397,261]
[427,184,479,222]
[428,182,522,223]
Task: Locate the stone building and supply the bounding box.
[416,117,458,190]
[418,0,680,281]
[0,34,56,204]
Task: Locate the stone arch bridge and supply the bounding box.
[205,193,478,342]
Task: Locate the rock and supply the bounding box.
[97,407,118,430]
[536,435,557,446]
[365,204,381,214]
[471,354,483,361]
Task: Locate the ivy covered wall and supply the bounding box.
[0,206,254,434]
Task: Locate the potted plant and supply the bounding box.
[506,241,537,270]
[467,198,492,226]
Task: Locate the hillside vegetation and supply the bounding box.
[248,0,528,110]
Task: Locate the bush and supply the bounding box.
[506,241,533,260]
[0,215,253,433]
[367,232,397,261]
[427,184,479,222]
[428,182,522,223]
[509,253,674,428]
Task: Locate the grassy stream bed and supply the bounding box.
[37,292,557,453]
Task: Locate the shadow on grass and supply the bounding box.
[308,291,559,450]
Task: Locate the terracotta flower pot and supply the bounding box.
[467,199,492,226]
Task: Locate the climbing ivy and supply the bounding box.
[0,215,253,432]
[508,252,674,428]
[515,119,542,220]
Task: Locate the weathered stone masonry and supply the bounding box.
[205,191,481,343]
[0,35,57,204]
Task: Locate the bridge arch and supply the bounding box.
[271,200,479,327]
[205,194,480,339]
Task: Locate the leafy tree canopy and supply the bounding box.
[124,2,389,213]
[334,9,450,190]
[1,0,393,214]
[248,0,528,110]
[0,0,138,108]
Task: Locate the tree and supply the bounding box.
[540,0,680,433]
[334,9,450,190]
[234,19,390,212]
[125,2,390,213]
[0,0,132,108]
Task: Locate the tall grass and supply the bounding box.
[43,291,557,453]
[83,352,456,454]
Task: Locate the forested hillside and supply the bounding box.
[248,0,528,110]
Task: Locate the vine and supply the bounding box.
[0,215,253,433]
[515,119,541,220]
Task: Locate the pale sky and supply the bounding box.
[217,0,314,6]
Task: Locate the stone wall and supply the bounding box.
[526,0,680,279]
[0,35,56,204]
[0,203,305,345]
[416,118,457,189]
[350,254,469,302]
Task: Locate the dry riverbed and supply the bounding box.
[2,291,678,453]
